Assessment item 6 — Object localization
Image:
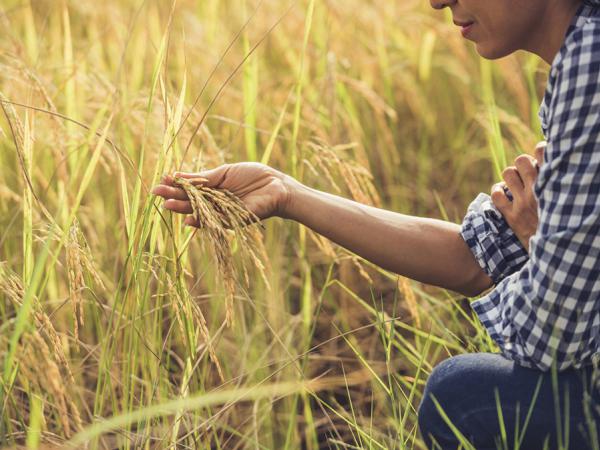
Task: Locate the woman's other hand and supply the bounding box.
[152,162,298,227]
[491,142,546,253]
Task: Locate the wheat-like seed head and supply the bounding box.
[306,140,381,207]
[1,260,82,437]
[166,274,225,382]
[21,333,82,437]
[66,220,105,348]
[67,224,85,344]
[0,262,76,385]
[172,176,268,328]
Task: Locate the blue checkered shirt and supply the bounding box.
[460,3,600,371]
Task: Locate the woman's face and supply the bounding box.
[429,0,550,59]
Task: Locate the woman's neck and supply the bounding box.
[524,0,583,64]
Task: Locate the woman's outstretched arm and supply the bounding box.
[153,163,493,298]
[284,181,493,297]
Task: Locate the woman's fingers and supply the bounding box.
[154,166,230,224]
[164,199,194,214]
[491,182,512,214]
[152,174,189,199]
[152,184,189,200]
[160,174,176,186]
[184,216,202,228]
[513,154,538,188]
[535,141,546,167]
[501,166,524,195]
[492,146,543,252]
[174,164,229,189]
[153,165,229,198]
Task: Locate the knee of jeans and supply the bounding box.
[422,355,463,404]
[417,355,472,444]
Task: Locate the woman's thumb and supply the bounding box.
[534,141,546,167]
[173,165,229,189]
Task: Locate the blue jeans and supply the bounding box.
[418,353,600,450]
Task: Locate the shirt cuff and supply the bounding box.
[460,193,529,284]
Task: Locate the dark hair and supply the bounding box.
[583,0,600,5]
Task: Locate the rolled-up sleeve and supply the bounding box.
[460,193,529,285]
[468,23,600,371]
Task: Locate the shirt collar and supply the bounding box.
[538,2,600,136]
[550,3,598,68]
[571,2,599,32]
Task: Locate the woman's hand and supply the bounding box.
[491,142,546,252]
[152,162,297,227]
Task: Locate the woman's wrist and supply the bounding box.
[277,175,306,220]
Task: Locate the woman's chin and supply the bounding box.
[475,42,514,60]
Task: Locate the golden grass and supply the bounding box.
[66,219,105,346]
[0,0,544,448]
[172,175,269,327]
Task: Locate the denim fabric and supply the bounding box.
[418,353,600,450]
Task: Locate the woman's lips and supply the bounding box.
[458,22,475,38]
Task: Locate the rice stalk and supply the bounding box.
[172,176,269,327]
[66,219,105,347]
[18,332,82,438]
[306,140,381,207]
[398,276,420,328]
[0,263,73,385]
[165,274,225,381]
[350,255,373,285]
[0,264,82,438]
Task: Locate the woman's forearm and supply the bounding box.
[283,182,493,297]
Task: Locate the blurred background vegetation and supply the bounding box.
[0,0,545,448]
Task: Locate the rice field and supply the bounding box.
[0,0,545,448]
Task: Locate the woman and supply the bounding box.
[153,0,600,448]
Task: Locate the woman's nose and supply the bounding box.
[430,0,456,10]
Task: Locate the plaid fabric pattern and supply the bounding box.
[460,193,529,283]
[460,4,600,371]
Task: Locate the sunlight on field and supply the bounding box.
[0,0,544,448]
